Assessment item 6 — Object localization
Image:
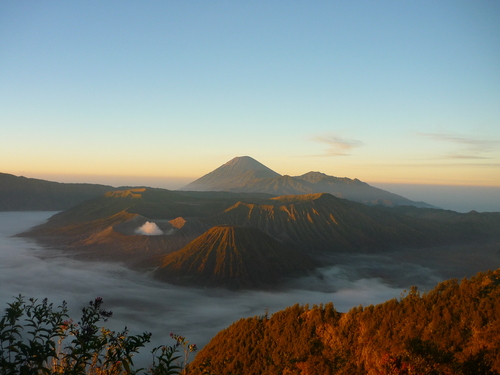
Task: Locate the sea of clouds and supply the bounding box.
[0,211,452,367]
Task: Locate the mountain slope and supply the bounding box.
[155,225,316,289]
[295,171,430,206]
[180,156,434,208]
[0,172,115,211]
[20,187,500,288]
[182,156,281,191]
[19,188,277,267]
[197,193,460,254]
[190,269,500,374]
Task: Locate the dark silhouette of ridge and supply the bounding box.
[0,172,116,211]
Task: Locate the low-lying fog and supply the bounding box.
[1,212,497,367]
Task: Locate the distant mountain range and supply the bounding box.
[1,156,433,212]
[181,156,434,208]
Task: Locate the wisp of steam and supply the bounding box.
[135,221,163,235]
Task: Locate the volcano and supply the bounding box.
[181,156,434,208]
[182,156,281,192]
[154,225,316,289]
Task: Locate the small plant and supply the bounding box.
[0,295,195,375]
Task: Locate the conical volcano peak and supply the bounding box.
[214,156,280,179]
[154,224,316,289]
[223,156,272,170]
[181,156,281,191]
[180,156,434,208]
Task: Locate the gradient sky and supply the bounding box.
[1,1,500,190]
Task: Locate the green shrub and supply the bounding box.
[0,295,196,375]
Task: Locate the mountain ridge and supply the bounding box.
[181,156,434,208]
[1,156,432,211]
[0,172,117,211]
[189,269,500,374]
[197,192,456,254]
[19,187,500,289]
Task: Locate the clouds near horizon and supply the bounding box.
[310,134,364,157]
[418,132,500,160]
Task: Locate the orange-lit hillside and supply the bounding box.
[208,193,451,253]
[104,188,146,198]
[190,269,500,374]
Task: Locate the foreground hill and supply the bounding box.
[0,172,115,211]
[155,225,317,289]
[181,156,434,208]
[190,269,500,374]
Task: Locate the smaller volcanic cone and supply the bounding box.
[154,225,316,289]
[135,221,163,235]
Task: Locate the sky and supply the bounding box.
[1,2,500,193]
